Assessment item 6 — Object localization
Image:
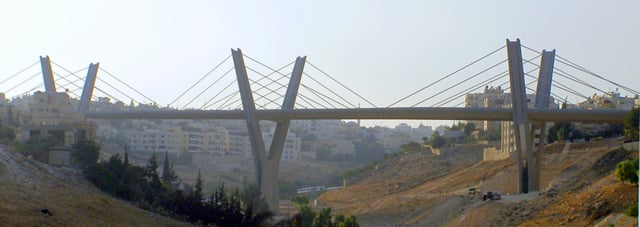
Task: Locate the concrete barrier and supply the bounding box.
[622,141,639,151]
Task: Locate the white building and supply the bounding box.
[127,126,183,154]
[465,86,556,131]
[263,129,302,162]
[577,91,637,110]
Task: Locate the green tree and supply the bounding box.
[626,202,638,217]
[17,136,50,154]
[240,183,272,226]
[342,216,360,227]
[290,194,309,206]
[6,106,14,126]
[429,131,446,148]
[296,205,316,227]
[312,207,333,227]
[615,158,638,184]
[547,122,573,143]
[72,139,101,170]
[161,151,178,187]
[123,145,130,167]
[0,123,16,143]
[352,134,385,163]
[194,169,203,201]
[144,151,163,205]
[187,170,204,223]
[463,122,476,136]
[625,108,639,141]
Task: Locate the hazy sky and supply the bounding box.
[1,1,638,127]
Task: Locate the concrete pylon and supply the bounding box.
[506,39,533,193]
[530,49,556,191]
[78,63,100,112]
[40,56,56,93]
[231,48,306,214]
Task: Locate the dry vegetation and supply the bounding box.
[0,148,189,226]
[318,138,638,226]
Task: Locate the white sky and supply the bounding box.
[1,1,639,127]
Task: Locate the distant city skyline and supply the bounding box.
[1,1,638,128]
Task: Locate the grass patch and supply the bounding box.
[625,202,638,217]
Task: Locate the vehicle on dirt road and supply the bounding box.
[483,191,501,201]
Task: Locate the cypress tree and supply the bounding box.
[123,145,130,167]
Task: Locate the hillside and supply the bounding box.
[317,138,638,226]
[0,148,189,226]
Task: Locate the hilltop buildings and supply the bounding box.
[575,90,637,110]
[16,91,95,166]
[465,86,556,131]
[4,84,636,166]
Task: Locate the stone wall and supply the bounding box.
[483,147,511,161]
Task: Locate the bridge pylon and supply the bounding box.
[231,48,306,214]
[40,56,56,93]
[78,63,100,112]
[507,39,557,193]
[506,39,533,193]
[530,49,556,191]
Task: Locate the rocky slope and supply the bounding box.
[0,147,189,226]
[317,138,638,226]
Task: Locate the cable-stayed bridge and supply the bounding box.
[1,39,636,214]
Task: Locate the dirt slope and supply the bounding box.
[0,148,189,226]
[318,138,638,226]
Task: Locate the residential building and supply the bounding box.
[127,126,184,154]
[19,91,95,166]
[263,129,302,162]
[577,91,637,110]
[465,86,556,131]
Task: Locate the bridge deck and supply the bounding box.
[85,107,627,123]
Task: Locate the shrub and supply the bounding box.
[626,202,638,217]
[625,108,639,141]
[615,159,638,184]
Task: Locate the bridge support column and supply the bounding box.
[530,49,556,191]
[78,63,100,112]
[506,39,533,193]
[232,48,306,214]
[40,56,56,93]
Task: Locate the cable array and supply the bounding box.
[521,45,639,103]
[2,42,636,112]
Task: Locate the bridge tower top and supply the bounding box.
[40,56,56,93]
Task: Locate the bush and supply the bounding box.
[0,124,16,143]
[72,139,101,170]
[290,194,309,206]
[625,108,639,141]
[429,131,446,148]
[626,202,638,217]
[615,159,638,184]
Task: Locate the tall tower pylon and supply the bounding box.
[40,56,56,93]
[78,63,100,112]
[506,39,533,193]
[231,48,306,214]
[530,49,556,191]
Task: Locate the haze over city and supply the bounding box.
[0,1,639,226]
[1,1,638,128]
